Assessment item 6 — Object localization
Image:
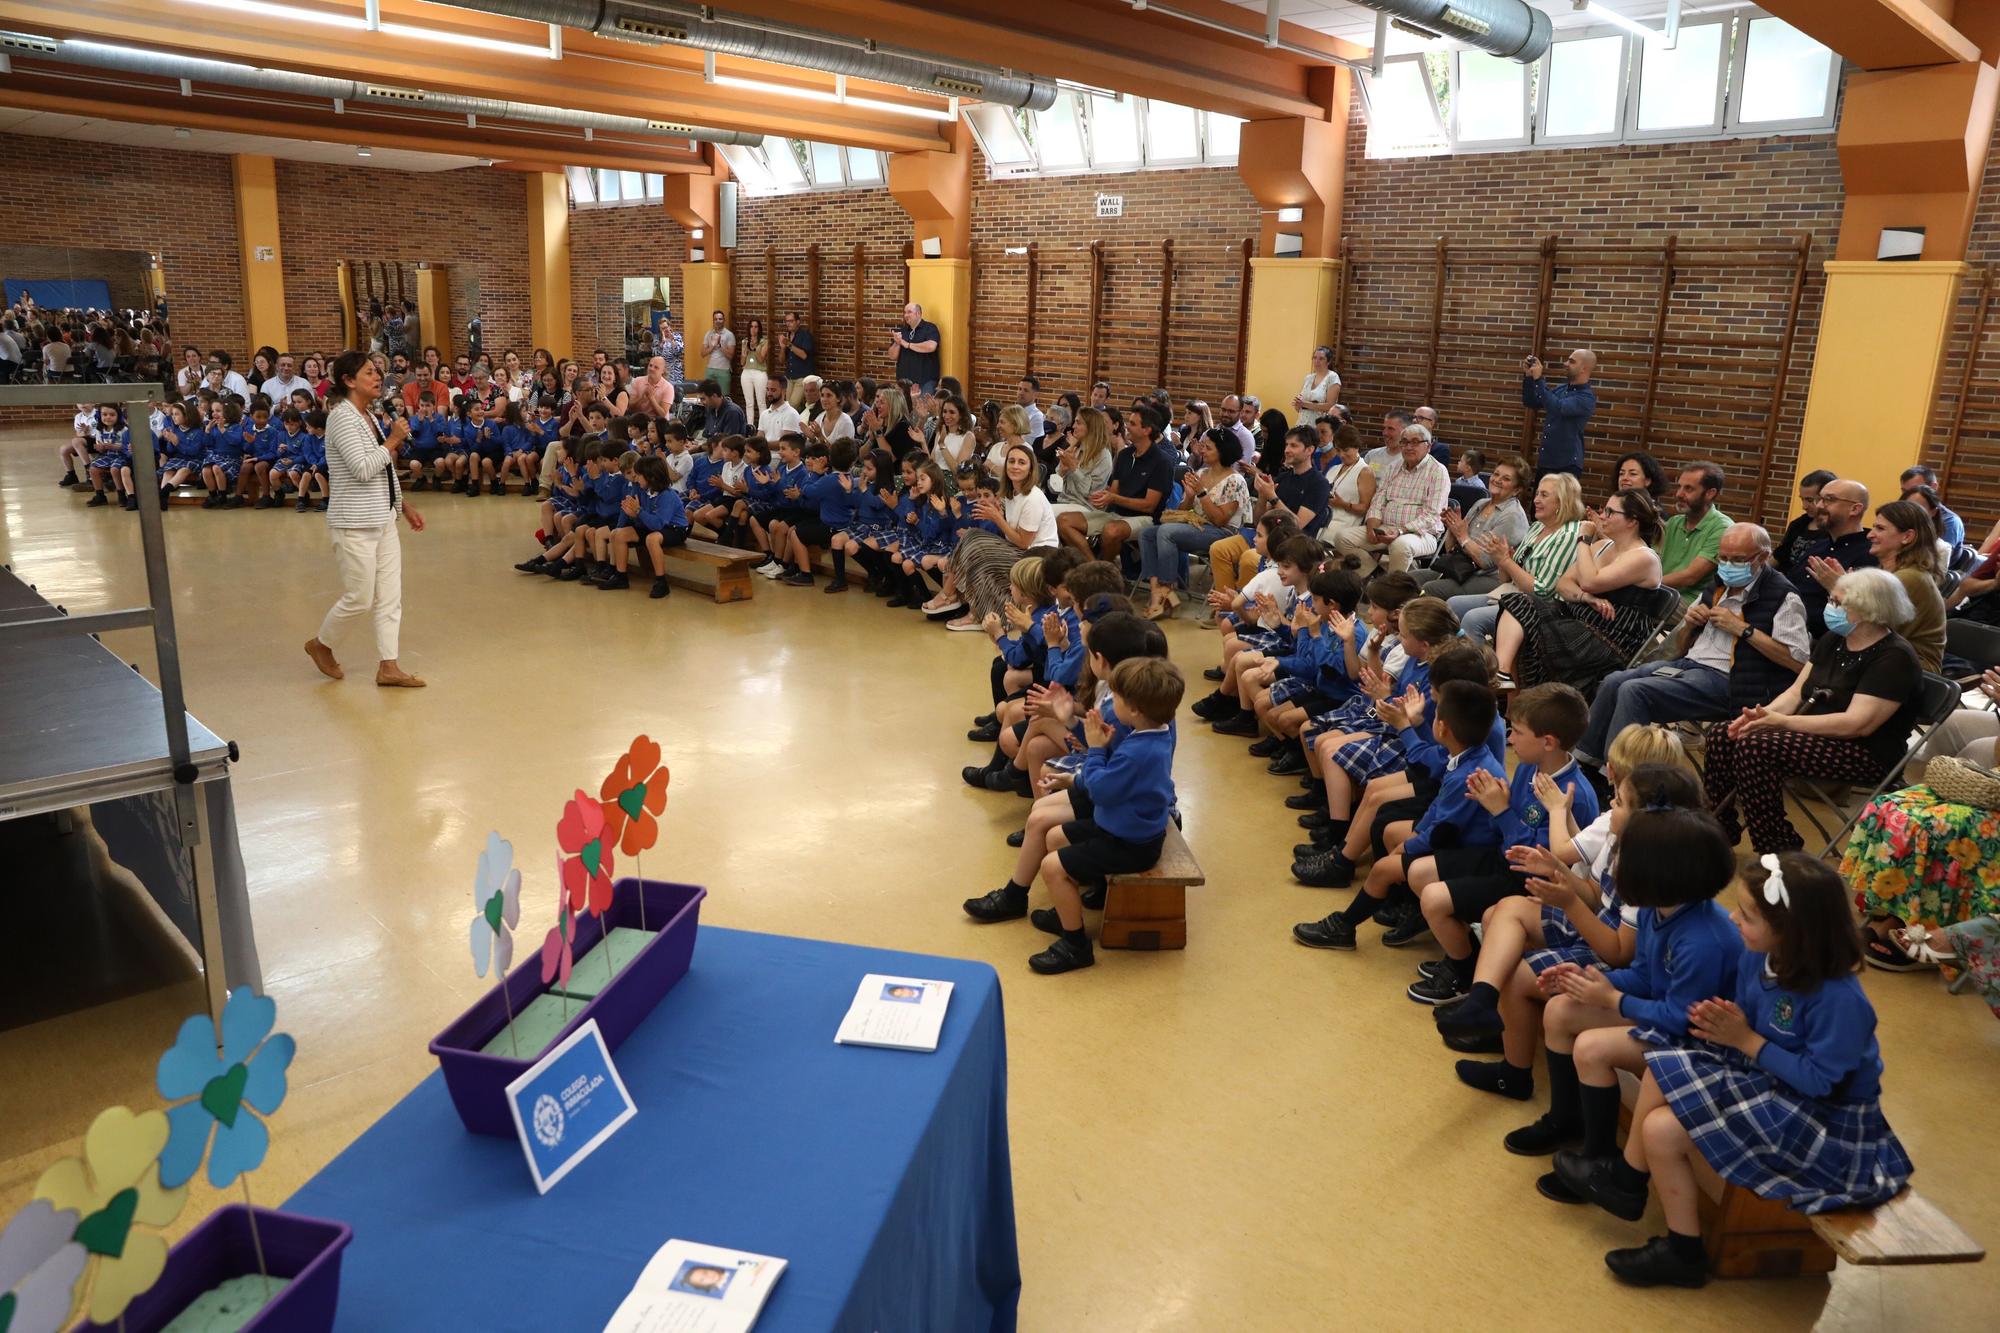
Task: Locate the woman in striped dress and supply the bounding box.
[942,442,1061,630]
[1449,471,1584,645]
[1494,488,1664,693]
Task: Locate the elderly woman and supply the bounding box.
[1419,453,1531,601]
[1450,470,1585,644]
[1493,487,1664,690]
[1703,566,1923,854]
[1139,427,1253,619]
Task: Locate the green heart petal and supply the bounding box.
[580,841,602,877]
[2,1289,19,1332]
[483,891,506,932]
[74,1187,139,1258]
[201,1063,250,1128]
[618,784,646,820]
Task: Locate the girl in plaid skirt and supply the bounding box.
[1561,852,1911,1287]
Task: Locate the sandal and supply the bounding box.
[1890,925,1961,975]
[1864,933,1933,973]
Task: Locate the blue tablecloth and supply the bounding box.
[285,928,1019,1331]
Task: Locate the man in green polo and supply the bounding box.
[1658,460,1731,602]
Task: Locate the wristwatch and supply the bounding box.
[1738,624,1756,644]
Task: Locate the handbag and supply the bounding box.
[1430,549,1481,585]
[1922,755,2000,811]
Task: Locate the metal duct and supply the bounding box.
[8,34,764,145]
[438,0,1058,110]
[1353,1,1551,62]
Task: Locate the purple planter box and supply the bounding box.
[77,1205,351,1333]
[430,877,705,1136]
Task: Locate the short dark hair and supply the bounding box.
[1308,568,1364,616]
[1433,679,1496,750]
[1801,468,1838,490]
[1207,427,1244,468]
[1683,461,1726,495]
[1067,560,1125,608]
[1740,852,1863,989]
[699,378,722,397]
[1020,373,1040,390]
[1616,805,1735,909]
[1511,682,1590,749]
[1900,464,1938,486]
[1087,610,1164,668]
[635,454,670,490]
[802,441,830,462]
[1284,425,1316,453]
[1611,487,1665,546]
[1041,547,1083,590]
[1258,511,1301,546]
[1110,656,1184,726]
[1383,408,1411,427]
[1364,570,1424,614]
[1427,639,1495,689]
[1274,535,1322,571]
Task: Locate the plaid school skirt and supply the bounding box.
[199,450,240,478]
[843,518,898,544]
[1234,626,1288,655]
[1641,1040,1914,1214]
[896,533,958,561]
[1525,897,1625,974]
[1267,675,1316,707]
[89,451,130,471]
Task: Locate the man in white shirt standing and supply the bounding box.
[260,354,313,404]
[759,376,801,442]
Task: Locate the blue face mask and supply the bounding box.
[1715,560,1755,588]
[1822,604,1853,636]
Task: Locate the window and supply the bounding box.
[1730,15,1838,129]
[959,95,1268,176]
[1087,94,1141,166]
[718,142,773,192]
[807,140,844,185]
[1539,32,1628,143]
[1033,92,1087,169]
[1452,50,1529,148]
[1633,18,1728,136]
[1361,56,1448,158]
[844,147,882,183]
[1205,112,1242,163]
[565,164,595,204]
[710,136,885,197]
[1144,98,1200,165]
[966,102,1031,166]
[763,136,806,189]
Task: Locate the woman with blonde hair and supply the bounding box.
[873,384,925,461]
[984,403,1032,481]
[1452,470,1586,644]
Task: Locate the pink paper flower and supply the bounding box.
[557,790,616,917]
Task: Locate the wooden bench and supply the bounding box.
[1616,1073,1982,1277]
[1099,822,1204,951]
[658,539,761,603]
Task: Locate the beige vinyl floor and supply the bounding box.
[2,432,1995,1331]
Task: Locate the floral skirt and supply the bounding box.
[1841,786,2000,932]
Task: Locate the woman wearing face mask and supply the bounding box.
[1701,567,1922,854]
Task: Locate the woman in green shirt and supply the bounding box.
[1864,499,1946,673]
[1448,471,1586,643]
[740,317,770,431]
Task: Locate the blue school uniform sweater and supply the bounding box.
[1730,951,1884,1102]
[634,486,688,535]
[302,431,327,470]
[747,465,786,508]
[1077,726,1175,842]
[587,471,626,523]
[206,422,243,462]
[853,485,897,527]
[997,613,1050,673]
[776,460,809,504]
[1044,606,1085,689]
[535,417,562,450]
[799,470,854,526]
[1495,758,1601,852]
[250,423,282,461]
[438,416,467,451]
[162,422,204,464]
[407,414,444,451]
[271,426,305,465]
[503,423,538,454]
[1400,746,1506,861]
[916,497,957,544]
[464,418,498,453]
[1607,899,1744,1035]
[1396,711,1508,778]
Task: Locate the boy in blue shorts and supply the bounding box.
[404,394,446,491]
[601,454,689,597]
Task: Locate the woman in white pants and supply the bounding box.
[739,317,769,430]
[304,350,428,688]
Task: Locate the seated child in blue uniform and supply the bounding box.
[497,402,544,497]
[833,447,901,595]
[437,397,470,492]
[404,395,447,491]
[266,408,308,506]
[767,439,856,589]
[600,453,689,598]
[1242,567,1367,760]
[297,410,329,512]
[978,563,1131,796]
[1188,534,1324,727]
[84,405,135,509]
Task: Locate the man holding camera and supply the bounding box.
[1519,348,1597,477]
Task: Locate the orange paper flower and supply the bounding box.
[600,735,670,857]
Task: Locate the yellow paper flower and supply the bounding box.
[33,1106,188,1326]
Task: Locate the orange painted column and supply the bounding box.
[891,118,974,387]
[525,171,573,361]
[231,153,290,352]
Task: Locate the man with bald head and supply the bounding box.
[1520,347,1597,477]
[628,354,677,418]
[1782,477,1876,636]
[1573,521,1811,786]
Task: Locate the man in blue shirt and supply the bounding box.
[784,310,814,381]
[891,302,941,393]
[699,379,747,439]
[1900,465,1964,550]
[1520,348,1597,477]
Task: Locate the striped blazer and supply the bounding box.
[324,397,402,528]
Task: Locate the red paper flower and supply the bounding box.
[599,735,670,858]
[556,789,615,916]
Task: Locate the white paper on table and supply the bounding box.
[601,1239,788,1333]
[833,973,954,1052]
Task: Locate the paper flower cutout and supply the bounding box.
[540,856,574,990]
[470,831,522,978]
[155,988,296,1190]
[0,1199,87,1333]
[600,735,669,857]
[33,1107,187,1326]
[557,789,615,916]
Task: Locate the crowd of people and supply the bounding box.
[0,295,171,385]
[41,315,2000,1284]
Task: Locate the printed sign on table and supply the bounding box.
[505,1019,636,1194]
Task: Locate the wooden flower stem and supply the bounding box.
[242,1178,272,1299]
[636,851,648,931]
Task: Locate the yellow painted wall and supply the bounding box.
[525,172,573,361]
[1244,258,1342,426]
[906,259,970,387]
[335,260,358,352]
[680,262,733,376]
[230,154,289,351]
[414,267,452,362]
[1793,260,1968,514]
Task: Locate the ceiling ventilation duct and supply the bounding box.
[436,0,1058,110]
[4,34,765,145]
[1355,1,1552,62]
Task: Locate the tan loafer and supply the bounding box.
[303,638,344,680]
[375,668,427,688]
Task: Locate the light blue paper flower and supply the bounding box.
[0,1198,87,1333]
[469,831,522,978]
[155,988,296,1190]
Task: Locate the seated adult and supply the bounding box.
[1702,567,1921,854]
[1784,476,1875,635]
[1204,426,1328,605]
[1658,460,1730,603]
[1050,407,1116,555]
[1774,468,1837,568]
[1139,428,1253,619]
[628,355,677,418]
[1899,484,1963,571]
[1092,406,1176,563]
[942,441,1061,629]
[400,363,452,414]
[1493,487,1664,692]
[1574,522,1809,778]
[1330,421,1448,576]
[1866,499,1947,672]
[1612,450,1668,510]
[1316,423,1375,544]
[1900,464,1964,549]
[699,379,747,439]
[1447,470,1584,644]
[1417,454,1529,601]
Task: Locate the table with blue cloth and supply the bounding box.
[285,927,1019,1331]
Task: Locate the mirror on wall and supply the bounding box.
[618,276,674,365]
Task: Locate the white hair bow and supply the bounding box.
[1760,853,1789,909]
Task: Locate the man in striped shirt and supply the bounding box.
[1333,423,1448,576]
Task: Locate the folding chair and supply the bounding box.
[1945,618,2000,679]
[1622,585,1689,671]
[1788,672,1963,860]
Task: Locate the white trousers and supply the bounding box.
[319,522,403,662]
[740,368,768,427]
[1331,525,1438,576]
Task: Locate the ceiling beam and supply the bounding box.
[0,0,954,153]
[1755,0,1980,70]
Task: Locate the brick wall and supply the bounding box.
[566,205,687,362]
[1924,115,2000,525]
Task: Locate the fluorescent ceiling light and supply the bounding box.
[844,94,954,122]
[1584,2,1666,42]
[377,20,552,61]
[713,72,950,121]
[176,0,554,58]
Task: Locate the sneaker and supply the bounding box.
[822,578,849,594]
[1029,908,1063,936]
[1605,1236,1709,1289]
[967,720,1002,743]
[1407,968,1468,1005]
[649,576,672,599]
[1504,1114,1580,1157]
[1266,747,1308,777]
[555,563,586,582]
[1455,1059,1535,1102]
[962,886,1028,923]
[1291,915,1357,950]
[782,571,813,587]
[595,571,630,591]
[1292,837,1334,859]
[1210,711,1259,737]
[1553,1150,1649,1223]
[1283,789,1326,811]
[1291,850,1355,889]
[1247,735,1286,759]
[1380,901,1431,948]
[755,560,785,578]
[1417,958,1451,980]
[1028,935,1095,975]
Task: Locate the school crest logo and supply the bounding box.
[1772,997,1797,1033]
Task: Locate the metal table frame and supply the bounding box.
[1,382,231,1033]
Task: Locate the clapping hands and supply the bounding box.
[1465,766,1510,815]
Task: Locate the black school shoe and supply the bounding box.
[967,720,1002,743]
[1605,1236,1709,1289]
[59,471,78,486]
[1291,850,1355,888]
[555,563,586,582]
[1189,690,1236,721]
[1291,915,1357,949]
[1029,908,1063,936]
[1455,1060,1534,1102]
[1441,1029,1503,1054]
[1284,788,1326,811]
[1006,829,1025,848]
[1247,734,1286,759]
[1292,832,1336,859]
[1203,666,1224,682]
[514,556,548,573]
[1435,987,1504,1038]
[1505,1114,1581,1157]
[650,576,672,599]
[1380,900,1431,948]
[963,886,1028,922]
[822,578,849,594]
[1553,1151,1649,1223]
[1211,712,1259,737]
[1267,746,1308,777]
[1028,936,1094,975]
[86,492,109,507]
[1536,1172,1585,1206]
[982,765,1031,796]
[595,571,631,591]
[1406,967,1468,1005]
[962,762,998,789]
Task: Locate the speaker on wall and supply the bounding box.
[719,181,738,251]
[1877,227,1924,261]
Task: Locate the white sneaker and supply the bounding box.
[755,560,784,578]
